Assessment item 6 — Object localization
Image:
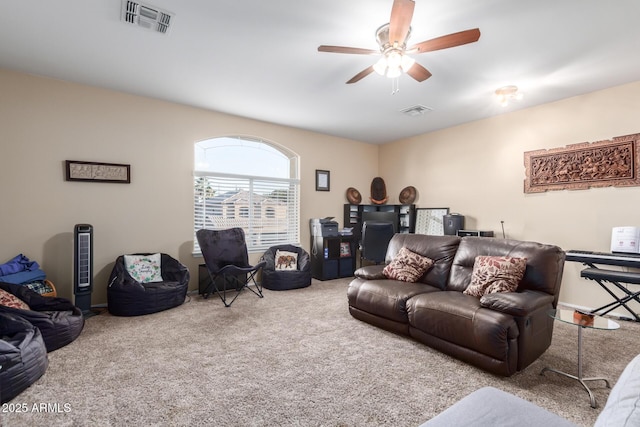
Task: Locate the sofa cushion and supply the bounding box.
[448,237,565,298]
[408,292,519,361]
[595,354,640,427]
[383,247,434,282]
[347,277,440,324]
[385,234,461,290]
[464,256,527,298]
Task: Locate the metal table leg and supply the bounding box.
[541,326,611,408]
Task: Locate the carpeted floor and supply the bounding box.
[2,278,638,427]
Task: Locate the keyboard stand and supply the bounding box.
[580,268,640,322]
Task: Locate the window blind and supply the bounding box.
[194,171,300,253]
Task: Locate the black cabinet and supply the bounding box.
[344,204,415,241]
[310,235,356,280]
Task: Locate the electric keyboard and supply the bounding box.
[566,250,640,268]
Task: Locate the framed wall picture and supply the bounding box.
[414,208,450,235]
[65,160,130,183]
[340,242,351,257]
[316,169,330,191]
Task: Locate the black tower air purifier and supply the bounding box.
[443,214,465,236]
[74,224,95,317]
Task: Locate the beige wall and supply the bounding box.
[3,66,639,315]
[0,69,378,304]
[380,80,640,314]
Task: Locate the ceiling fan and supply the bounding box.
[318,0,480,84]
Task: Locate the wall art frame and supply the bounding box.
[316,169,330,191]
[414,207,450,236]
[524,133,640,193]
[65,160,131,183]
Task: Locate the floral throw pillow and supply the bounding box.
[0,288,30,310]
[464,256,527,298]
[124,253,163,283]
[383,246,434,283]
[275,250,298,271]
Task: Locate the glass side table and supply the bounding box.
[541,308,619,408]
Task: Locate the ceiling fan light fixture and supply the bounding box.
[386,51,403,68]
[400,54,415,72]
[495,85,523,107]
[374,51,414,78]
[387,66,402,78]
[373,57,388,76]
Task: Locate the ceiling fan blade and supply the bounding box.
[388,0,415,46]
[406,62,432,82]
[318,45,379,55]
[346,66,375,84]
[409,28,481,53]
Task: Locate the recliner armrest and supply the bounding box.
[480,290,555,317]
[354,265,386,280]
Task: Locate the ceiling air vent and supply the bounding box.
[400,105,433,117]
[121,0,173,34]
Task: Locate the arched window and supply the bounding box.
[194,136,300,252]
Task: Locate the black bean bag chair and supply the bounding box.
[260,245,312,290]
[0,282,84,353]
[0,312,48,403]
[107,253,190,316]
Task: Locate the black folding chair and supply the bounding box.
[196,228,266,307]
[360,221,395,267]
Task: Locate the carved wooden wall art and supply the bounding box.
[524,133,640,193]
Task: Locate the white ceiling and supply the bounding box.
[2,1,639,144]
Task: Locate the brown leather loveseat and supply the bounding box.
[348,234,566,376]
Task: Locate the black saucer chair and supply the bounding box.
[360,221,395,267]
[0,312,48,403]
[196,228,266,307]
[107,253,190,316]
[0,282,84,352]
[260,245,312,290]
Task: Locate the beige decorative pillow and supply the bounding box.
[383,246,434,283]
[0,288,30,310]
[464,256,527,298]
[275,250,298,271]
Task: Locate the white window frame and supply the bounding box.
[193,138,300,253]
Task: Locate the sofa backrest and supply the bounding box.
[386,234,461,290]
[447,237,566,300]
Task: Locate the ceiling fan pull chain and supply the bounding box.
[391,77,400,94]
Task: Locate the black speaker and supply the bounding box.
[443,214,465,236]
[74,224,94,316]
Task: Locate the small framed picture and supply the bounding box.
[340,242,351,257]
[316,169,330,191]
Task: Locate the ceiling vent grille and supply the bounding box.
[121,0,173,34]
[400,105,433,117]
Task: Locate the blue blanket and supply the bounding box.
[0,254,40,276]
[0,269,46,284]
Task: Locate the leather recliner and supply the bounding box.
[348,234,565,376]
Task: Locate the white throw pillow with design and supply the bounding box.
[275,250,298,271]
[124,253,163,283]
